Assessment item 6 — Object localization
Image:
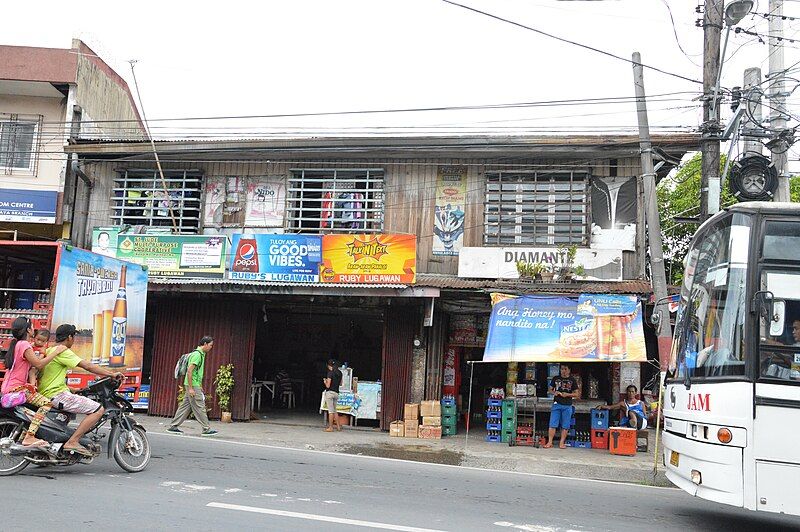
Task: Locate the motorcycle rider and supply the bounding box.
[37,324,123,456]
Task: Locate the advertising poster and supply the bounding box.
[91,227,121,258]
[483,293,646,363]
[51,246,148,375]
[203,177,226,226]
[229,234,321,282]
[245,177,286,227]
[116,234,226,279]
[433,166,466,256]
[0,188,57,224]
[320,234,416,284]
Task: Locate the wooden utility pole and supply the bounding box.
[632,52,673,369]
[768,0,790,201]
[701,0,723,222]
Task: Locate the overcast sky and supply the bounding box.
[4,0,800,164]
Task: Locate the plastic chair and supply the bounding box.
[282,390,296,409]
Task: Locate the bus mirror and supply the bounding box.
[651,311,661,328]
[769,300,786,337]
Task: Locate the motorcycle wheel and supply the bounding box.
[112,426,150,473]
[0,420,31,476]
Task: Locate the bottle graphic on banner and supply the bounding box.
[91,312,104,364]
[101,309,113,366]
[233,234,259,273]
[109,266,127,367]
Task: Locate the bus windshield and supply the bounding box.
[671,213,751,379]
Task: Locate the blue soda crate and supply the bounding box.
[441,397,456,407]
[591,408,610,430]
[487,398,503,407]
[486,422,502,431]
[486,435,502,443]
[486,410,502,419]
[574,440,592,449]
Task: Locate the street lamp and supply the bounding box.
[725,0,754,26]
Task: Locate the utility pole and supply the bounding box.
[742,67,763,156]
[701,0,723,221]
[768,0,790,201]
[632,52,673,369]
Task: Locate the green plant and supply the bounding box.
[574,264,586,277]
[516,260,540,278]
[214,364,235,413]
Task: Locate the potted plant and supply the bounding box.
[515,260,539,280]
[214,363,235,423]
[557,245,583,281]
[539,263,555,282]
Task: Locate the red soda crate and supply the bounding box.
[32,318,49,330]
[0,318,13,329]
[591,429,609,450]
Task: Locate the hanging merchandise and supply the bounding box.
[321,182,334,228]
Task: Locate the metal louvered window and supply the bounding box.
[484,171,590,246]
[112,169,203,233]
[287,169,384,233]
[0,116,41,174]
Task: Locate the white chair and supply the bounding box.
[282,389,296,409]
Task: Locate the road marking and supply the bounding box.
[207,502,446,531]
[149,431,674,491]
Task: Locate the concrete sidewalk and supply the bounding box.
[136,413,671,487]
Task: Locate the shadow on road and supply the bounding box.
[338,443,465,466]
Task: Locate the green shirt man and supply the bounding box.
[168,336,217,436]
[184,348,205,388]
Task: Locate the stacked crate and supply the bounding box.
[590,408,610,449]
[501,399,516,443]
[486,398,503,442]
[441,397,457,436]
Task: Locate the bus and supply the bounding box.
[662,202,800,516]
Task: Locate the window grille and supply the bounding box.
[484,171,590,246]
[0,115,41,174]
[112,169,203,233]
[286,169,384,233]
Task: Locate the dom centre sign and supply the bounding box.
[230,234,322,282]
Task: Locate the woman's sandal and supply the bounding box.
[64,445,93,457]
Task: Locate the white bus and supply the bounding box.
[662,202,800,516]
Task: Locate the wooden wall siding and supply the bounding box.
[81,156,644,276]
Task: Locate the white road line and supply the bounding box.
[207,502,446,531]
[150,431,674,491]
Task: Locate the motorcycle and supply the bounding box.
[0,377,150,475]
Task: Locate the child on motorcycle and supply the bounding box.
[0,318,66,447]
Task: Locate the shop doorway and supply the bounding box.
[251,303,384,427]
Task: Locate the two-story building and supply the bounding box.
[0,39,144,243]
[66,134,697,428]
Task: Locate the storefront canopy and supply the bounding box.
[482,293,646,363]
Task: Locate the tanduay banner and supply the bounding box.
[483,293,646,362]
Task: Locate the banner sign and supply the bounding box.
[483,293,646,362]
[433,166,466,256]
[116,234,226,279]
[458,247,623,281]
[229,234,321,282]
[51,246,148,374]
[0,188,57,223]
[320,234,416,284]
[577,294,639,316]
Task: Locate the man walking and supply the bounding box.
[323,358,342,432]
[544,364,579,449]
[167,336,218,436]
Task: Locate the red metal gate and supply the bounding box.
[380,306,417,430]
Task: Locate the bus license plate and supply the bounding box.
[670,451,680,467]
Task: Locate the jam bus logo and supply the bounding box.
[687,392,711,411]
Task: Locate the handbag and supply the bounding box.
[1,390,26,409]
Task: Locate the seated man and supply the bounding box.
[597,385,648,430]
[37,324,123,456]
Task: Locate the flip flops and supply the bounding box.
[63,445,93,457]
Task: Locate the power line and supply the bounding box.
[439,0,703,85]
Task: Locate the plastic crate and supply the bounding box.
[442,424,457,436]
[591,429,609,450]
[515,425,534,435]
[609,428,637,456]
[591,408,610,430]
[486,410,502,420]
[441,403,457,417]
[573,440,592,449]
[486,422,502,431]
[501,431,513,443]
[442,414,457,427]
[487,398,503,407]
[32,318,49,330]
[515,436,536,446]
[0,318,13,329]
[486,435,502,443]
[441,397,456,407]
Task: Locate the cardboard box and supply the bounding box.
[422,416,441,426]
[418,425,442,439]
[404,419,419,438]
[389,420,405,437]
[420,400,441,417]
[404,403,420,420]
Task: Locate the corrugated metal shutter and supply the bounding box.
[424,312,447,400]
[380,306,416,430]
[149,298,257,421]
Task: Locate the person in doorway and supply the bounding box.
[167,336,218,436]
[597,385,648,430]
[37,324,124,456]
[544,365,579,449]
[323,358,342,432]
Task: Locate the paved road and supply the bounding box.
[4,432,799,531]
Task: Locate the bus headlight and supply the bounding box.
[691,470,702,485]
[717,428,733,444]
